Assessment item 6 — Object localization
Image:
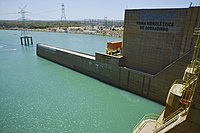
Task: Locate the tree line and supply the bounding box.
[0,20,81,29]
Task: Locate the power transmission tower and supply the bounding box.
[18,6,29,36]
[61,3,66,21]
[18,6,33,45]
[104,17,107,28]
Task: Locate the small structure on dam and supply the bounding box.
[106,41,123,56]
[37,6,200,132]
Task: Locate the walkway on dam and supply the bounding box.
[39,44,96,60]
[133,109,187,133]
[133,119,157,133]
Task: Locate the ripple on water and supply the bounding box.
[0,30,163,133]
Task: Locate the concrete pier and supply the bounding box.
[20,36,33,46]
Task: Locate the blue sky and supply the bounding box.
[0,0,199,20]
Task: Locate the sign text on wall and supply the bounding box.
[136,11,174,32]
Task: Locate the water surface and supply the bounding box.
[0,30,163,133]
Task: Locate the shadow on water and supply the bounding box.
[21,45,34,51]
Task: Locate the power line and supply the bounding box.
[0,12,18,15]
[31,9,60,15]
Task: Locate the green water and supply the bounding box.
[0,30,163,133]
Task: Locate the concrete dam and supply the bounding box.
[37,6,200,133]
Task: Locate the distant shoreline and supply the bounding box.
[0,28,123,38]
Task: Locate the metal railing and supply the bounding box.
[154,114,179,133]
[162,107,184,123]
[193,28,200,35]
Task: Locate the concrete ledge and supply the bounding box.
[36,43,191,104]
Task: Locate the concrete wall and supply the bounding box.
[122,7,199,75]
[180,7,200,56]
[120,50,192,104]
[37,43,192,104]
[37,44,122,87]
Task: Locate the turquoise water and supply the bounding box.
[32,31,120,55]
[0,30,163,133]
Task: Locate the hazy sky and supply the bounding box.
[0,0,199,20]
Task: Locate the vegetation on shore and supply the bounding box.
[0,20,81,29]
[0,20,123,38]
